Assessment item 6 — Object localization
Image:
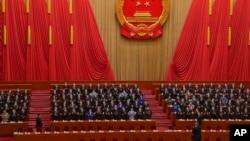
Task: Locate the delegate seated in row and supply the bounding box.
[52,105,152,121]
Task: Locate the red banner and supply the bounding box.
[116,0,169,39]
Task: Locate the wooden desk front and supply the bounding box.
[0,122,28,136]
[175,119,250,130]
[13,130,229,141]
[50,120,156,131]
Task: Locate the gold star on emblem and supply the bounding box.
[144,1,150,7]
[136,1,142,7]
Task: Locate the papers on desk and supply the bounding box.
[63,131,69,134]
[34,132,41,134]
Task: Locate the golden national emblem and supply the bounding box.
[116,0,169,39]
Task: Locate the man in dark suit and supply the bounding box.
[36,114,43,131]
[191,121,201,141]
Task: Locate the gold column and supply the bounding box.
[49,25,52,45]
[70,25,74,45]
[3,25,7,45]
[69,0,73,14]
[27,25,31,45]
[2,0,5,13]
[48,0,51,14]
[26,0,30,13]
[207,26,211,45]
[228,27,232,46]
[208,0,213,15]
[230,0,233,15]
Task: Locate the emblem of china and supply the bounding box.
[116,0,169,39]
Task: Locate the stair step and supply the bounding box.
[28,113,51,119]
[142,89,174,130]
[147,101,158,104]
[155,120,172,124]
[152,112,167,116]
[156,123,173,126]
[141,90,153,94]
[29,107,51,112]
[143,95,155,99]
[150,106,163,110]
[30,101,51,105]
[152,116,168,119]
[30,95,51,100]
[32,90,51,94]
[147,102,159,106]
[156,127,168,130]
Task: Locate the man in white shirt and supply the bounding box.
[1,110,10,122]
[128,108,136,120]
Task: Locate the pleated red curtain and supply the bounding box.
[26,0,49,80]
[209,0,230,80]
[0,2,4,80]
[0,0,114,81]
[70,0,114,80]
[166,0,250,81]
[166,0,209,80]
[3,0,27,80]
[228,0,250,80]
[49,0,71,80]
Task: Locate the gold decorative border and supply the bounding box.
[116,0,169,31]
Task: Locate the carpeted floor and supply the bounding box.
[0,137,13,141]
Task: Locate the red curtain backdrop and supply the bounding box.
[0,0,114,81]
[166,0,250,81]
[3,0,27,80]
[0,2,3,80]
[229,0,250,80]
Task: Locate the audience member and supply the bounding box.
[1,110,10,122]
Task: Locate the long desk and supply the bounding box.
[13,130,229,141]
[0,122,28,136]
[50,120,156,131]
[175,119,250,130]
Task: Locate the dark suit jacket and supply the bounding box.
[192,125,201,141]
[36,117,43,128]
